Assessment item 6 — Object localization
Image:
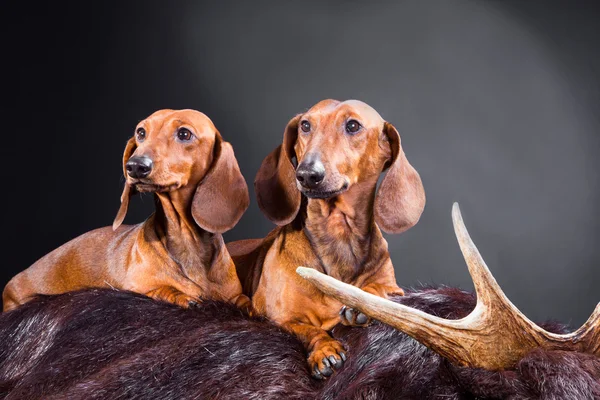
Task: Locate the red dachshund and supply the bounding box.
[3,109,251,312]
[229,99,426,378]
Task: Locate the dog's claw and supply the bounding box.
[315,355,334,377]
[356,312,368,325]
[321,365,333,377]
[328,355,343,369]
[344,307,352,321]
[188,300,200,308]
[313,366,323,380]
[340,305,371,327]
[308,340,346,379]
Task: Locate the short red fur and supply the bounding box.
[229,99,425,378]
[3,109,250,312]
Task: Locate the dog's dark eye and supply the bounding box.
[300,120,311,133]
[136,128,146,141]
[177,128,192,141]
[345,120,362,134]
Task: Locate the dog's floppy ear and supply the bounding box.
[113,137,137,231]
[192,134,249,233]
[375,122,426,234]
[255,115,301,226]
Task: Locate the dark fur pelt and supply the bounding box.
[0,287,598,400]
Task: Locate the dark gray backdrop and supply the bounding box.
[1,1,598,326]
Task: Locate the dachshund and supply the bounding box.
[228,99,425,379]
[3,109,251,312]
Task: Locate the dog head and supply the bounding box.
[255,99,425,234]
[113,109,249,233]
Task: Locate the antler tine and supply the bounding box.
[297,203,600,370]
[452,203,599,356]
[450,203,546,326]
[451,203,508,306]
[575,302,600,355]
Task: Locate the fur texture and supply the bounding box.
[0,287,598,400]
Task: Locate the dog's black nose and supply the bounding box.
[296,160,325,189]
[126,156,153,179]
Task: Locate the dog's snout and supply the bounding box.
[296,159,325,189]
[126,156,153,179]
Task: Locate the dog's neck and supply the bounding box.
[153,187,219,279]
[303,177,386,282]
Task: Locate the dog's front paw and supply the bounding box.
[187,298,202,308]
[173,294,202,309]
[146,287,202,309]
[339,305,371,327]
[232,294,254,315]
[308,339,346,380]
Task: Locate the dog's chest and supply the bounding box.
[166,235,214,281]
[308,211,370,282]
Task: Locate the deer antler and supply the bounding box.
[296,203,600,370]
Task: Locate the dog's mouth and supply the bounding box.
[301,181,349,199]
[130,180,181,193]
